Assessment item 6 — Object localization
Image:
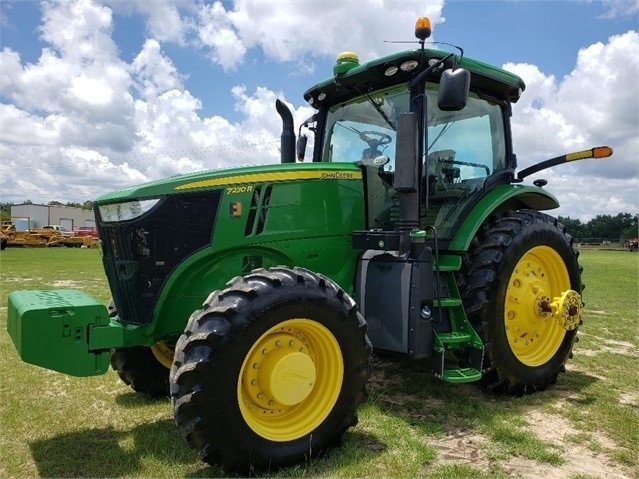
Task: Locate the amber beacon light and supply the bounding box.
[415,17,432,41]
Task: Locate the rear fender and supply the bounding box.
[448,185,559,251]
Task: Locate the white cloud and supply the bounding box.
[130,39,185,99]
[40,0,118,61]
[0,104,60,145]
[537,175,638,221]
[197,1,246,71]
[104,0,193,44]
[504,29,639,220]
[599,0,639,18]
[197,0,445,70]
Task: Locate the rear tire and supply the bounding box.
[459,210,582,395]
[170,266,371,473]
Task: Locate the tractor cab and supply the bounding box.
[299,20,524,243]
[317,85,511,239]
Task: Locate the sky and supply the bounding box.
[0,0,637,222]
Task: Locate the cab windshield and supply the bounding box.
[320,83,507,238]
[322,85,505,176]
[321,85,408,172]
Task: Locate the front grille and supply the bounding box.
[98,191,221,325]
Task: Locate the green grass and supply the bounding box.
[0,248,637,478]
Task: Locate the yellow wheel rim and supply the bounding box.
[505,246,570,367]
[151,341,174,369]
[238,319,344,442]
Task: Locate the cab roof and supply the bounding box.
[303,48,526,107]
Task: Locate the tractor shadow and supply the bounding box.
[366,352,599,413]
[30,389,386,479]
[29,418,209,478]
[30,419,385,479]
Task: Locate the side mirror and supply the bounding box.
[437,68,470,111]
[296,135,308,161]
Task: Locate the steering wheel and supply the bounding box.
[358,131,392,149]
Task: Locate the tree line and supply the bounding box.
[558,213,637,241]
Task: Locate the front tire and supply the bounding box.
[110,346,171,398]
[108,299,171,398]
[170,266,371,472]
[460,210,583,395]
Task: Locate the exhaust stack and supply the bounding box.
[276,99,296,163]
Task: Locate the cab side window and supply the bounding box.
[425,92,506,197]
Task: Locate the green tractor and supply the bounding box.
[7,17,611,472]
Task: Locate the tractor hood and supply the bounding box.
[95,162,363,204]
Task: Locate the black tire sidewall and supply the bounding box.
[174,273,369,470]
[110,346,170,397]
[109,298,170,398]
[484,219,581,386]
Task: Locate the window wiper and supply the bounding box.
[428,122,454,151]
[354,85,396,131]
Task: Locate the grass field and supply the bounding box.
[0,247,637,478]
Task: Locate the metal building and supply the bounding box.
[10,204,96,231]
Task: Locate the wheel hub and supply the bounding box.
[242,331,318,413]
[259,349,316,406]
[545,290,582,331]
[150,340,175,369]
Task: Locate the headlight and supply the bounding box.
[98,199,160,222]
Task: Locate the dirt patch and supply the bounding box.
[575,335,638,358]
[619,392,639,407]
[601,339,638,357]
[48,280,83,288]
[427,412,633,479]
[368,356,634,478]
[429,427,490,466]
[1,277,44,283]
[519,410,628,478]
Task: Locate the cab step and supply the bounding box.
[428,253,484,384]
[434,331,472,347]
[434,298,463,308]
[442,367,482,383]
[432,329,484,384]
